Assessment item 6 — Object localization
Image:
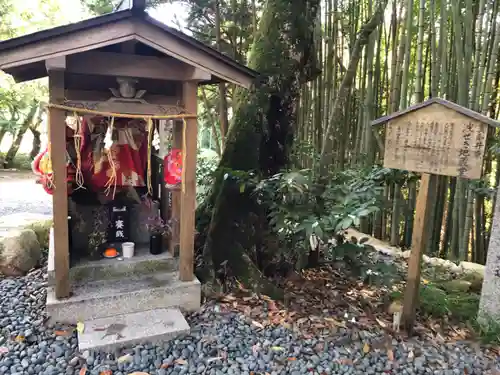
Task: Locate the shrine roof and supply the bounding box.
[0,8,259,88]
[371,97,500,128]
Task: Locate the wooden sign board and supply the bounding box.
[371,98,499,335]
[383,103,488,180]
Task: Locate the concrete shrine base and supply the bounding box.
[47,242,200,351]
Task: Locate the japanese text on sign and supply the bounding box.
[108,205,130,242]
[383,106,487,180]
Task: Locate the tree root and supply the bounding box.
[200,176,284,300]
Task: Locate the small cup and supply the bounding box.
[121,242,135,258]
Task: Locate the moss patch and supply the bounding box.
[24,219,52,249]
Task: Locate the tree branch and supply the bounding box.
[319,0,388,175]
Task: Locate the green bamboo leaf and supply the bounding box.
[336,217,353,232]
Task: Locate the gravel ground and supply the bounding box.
[0,262,499,375]
[0,172,499,375]
[0,172,52,217]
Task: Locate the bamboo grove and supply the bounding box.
[80,0,500,267]
[292,0,500,264]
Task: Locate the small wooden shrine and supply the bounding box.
[0,0,258,307]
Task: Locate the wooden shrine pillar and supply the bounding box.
[179,82,198,281]
[46,58,70,299]
[169,120,183,256]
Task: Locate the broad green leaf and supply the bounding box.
[336,216,353,232]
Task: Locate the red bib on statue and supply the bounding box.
[32,147,75,195]
[164,148,182,186]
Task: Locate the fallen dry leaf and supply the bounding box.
[435,332,446,343]
[267,300,278,311]
[54,330,71,337]
[222,294,236,302]
[252,343,261,355]
[387,348,394,361]
[363,343,370,354]
[271,346,285,352]
[324,317,346,328]
[288,357,297,361]
[76,322,85,334]
[99,370,112,375]
[14,335,25,343]
[160,363,170,369]
[79,367,87,375]
[215,258,471,346]
[375,318,387,328]
[117,354,133,363]
[219,350,228,360]
[174,359,188,365]
[337,358,353,366]
[127,372,150,375]
[252,320,264,329]
[236,280,249,292]
[0,347,9,355]
[206,356,223,364]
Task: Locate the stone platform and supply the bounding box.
[47,243,200,350]
[46,270,201,323]
[77,308,190,352]
[47,244,178,286]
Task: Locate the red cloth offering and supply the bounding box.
[163,148,182,186]
[79,116,148,193]
[32,125,76,195]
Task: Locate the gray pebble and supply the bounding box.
[86,356,95,366]
[0,231,497,375]
[69,356,79,366]
[52,346,64,358]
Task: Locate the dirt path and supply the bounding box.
[0,170,52,218]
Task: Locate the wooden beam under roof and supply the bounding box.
[66,51,211,81]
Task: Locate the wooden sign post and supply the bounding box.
[371,98,498,333]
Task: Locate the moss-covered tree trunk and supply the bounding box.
[196,0,320,297]
[29,126,42,160]
[4,101,39,168]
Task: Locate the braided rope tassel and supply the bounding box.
[147,117,153,196]
[73,113,85,191]
[181,118,187,194]
[45,110,55,190]
[104,117,117,198]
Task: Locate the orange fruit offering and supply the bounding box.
[103,248,118,258]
